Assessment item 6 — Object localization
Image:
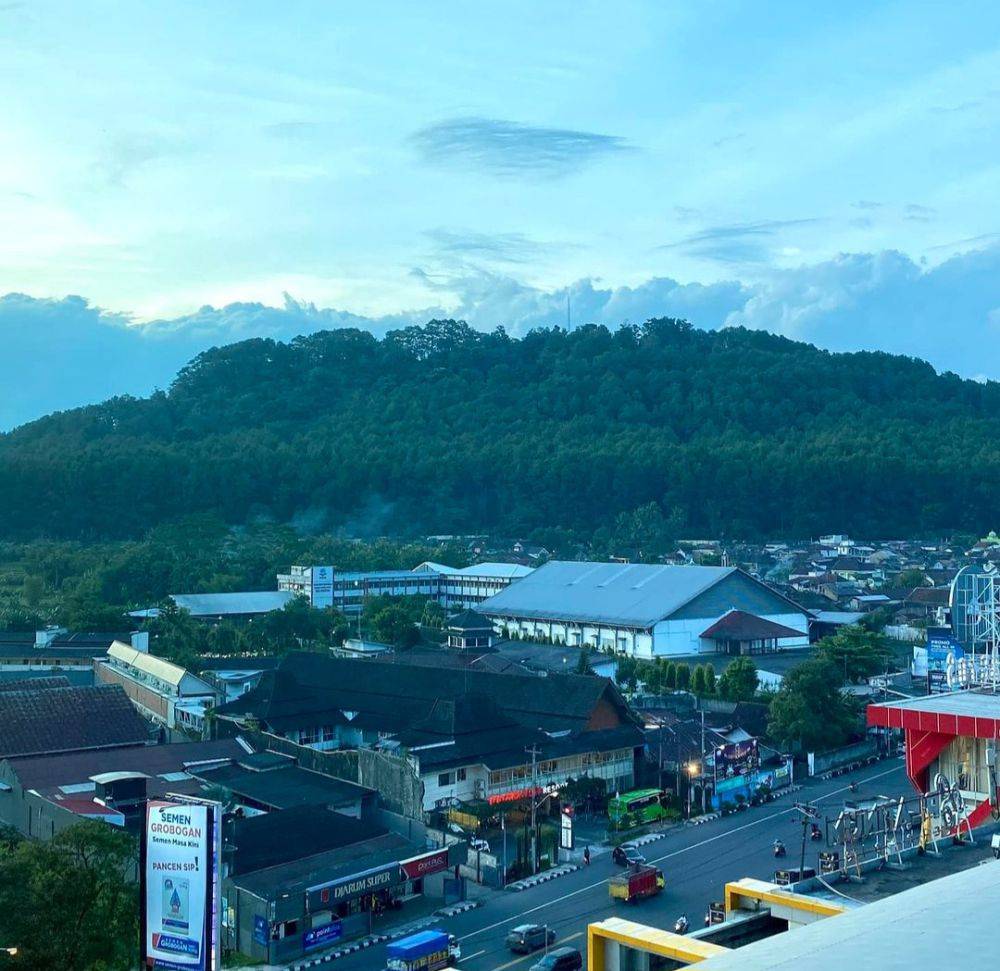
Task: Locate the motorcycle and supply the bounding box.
[674,916,689,935]
[773,840,787,858]
[810,825,823,842]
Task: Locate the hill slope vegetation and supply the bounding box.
[0,318,997,540]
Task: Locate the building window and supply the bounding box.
[438,772,453,787]
[456,768,467,782]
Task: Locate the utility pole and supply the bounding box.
[526,744,541,875]
[700,710,707,814]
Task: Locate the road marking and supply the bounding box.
[459,762,904,942]
[490,933,583,971]
[462,949,486,962]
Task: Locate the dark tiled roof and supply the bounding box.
[230,805,387,875]
[447,610,493,631]
[0,675,71,693]
[216,652,634,734]
[5,737,246,795]
[701,610,803,641]
[907,587,950,605]
[0,684,152,758]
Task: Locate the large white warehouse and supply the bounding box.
[478,561,809,659]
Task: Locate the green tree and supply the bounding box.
[717,657,759,702]
[815,625,891,683]
[21,575,44,608]
[896,568,927,589]
[0,821,138,970]
[768,658,858,752]
[691,664,706,695]
[704,663,717,696]
[663,661,677,690]
[575,646,591,675]
[675,663,691,691]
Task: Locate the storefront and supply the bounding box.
[867,691,1000,831]
[228,842,462,963]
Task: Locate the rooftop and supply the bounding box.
[5,738,246,797]
[699,851,1000,968]
[192,761,373,811]
[0,684,152,758]
[701,610,804,641]
[170,591,296,617]
[478,561,801,628]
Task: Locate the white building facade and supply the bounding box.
[480,562,809,659]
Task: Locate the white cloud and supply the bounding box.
[2,243,999,430]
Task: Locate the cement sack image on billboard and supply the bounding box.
[143,800,214,971]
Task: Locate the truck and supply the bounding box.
[608,864,665,903]
[385,929,461,971]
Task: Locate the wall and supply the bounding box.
[806,739,879,776]
[240,730,424,819]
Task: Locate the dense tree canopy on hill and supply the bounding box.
[0,317,997,541]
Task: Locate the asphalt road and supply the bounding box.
[338,760,912,971]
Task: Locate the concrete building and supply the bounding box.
[479,561,809,658]
[95,640,219,736]
[277,561,533,613]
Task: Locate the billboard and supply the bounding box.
[310,566,335,609]
[926,627,964,693]
[713,739,760,784]
[142,800,219,971]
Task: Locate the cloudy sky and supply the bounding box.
[1,1,999,427]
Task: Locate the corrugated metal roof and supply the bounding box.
[108,640,187,687]
[453,562,535,579]
[478,561,735,627]
[171,591,296,616]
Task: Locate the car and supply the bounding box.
[529,945,583,971]
[612,843,646,867]
[470,837,491,853]
[506,924,557,954]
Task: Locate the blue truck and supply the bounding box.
[385,929,461,971]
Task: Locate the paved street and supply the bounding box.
[332,760,913,970]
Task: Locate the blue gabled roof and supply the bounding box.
[478,561,738,628]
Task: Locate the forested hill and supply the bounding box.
[0,318,997,541]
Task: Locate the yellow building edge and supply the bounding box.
[724,878,847,918]
[588,917,731,970]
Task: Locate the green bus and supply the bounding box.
[608,789,670,829]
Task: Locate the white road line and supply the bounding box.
[462,949,486,961]
[459,761,904,942]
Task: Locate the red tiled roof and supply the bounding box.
[701,610,803,641]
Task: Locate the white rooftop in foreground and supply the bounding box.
[700,859,1000,969]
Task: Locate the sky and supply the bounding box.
[1,1,1000,427]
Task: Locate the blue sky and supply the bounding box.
[1,1,1000,426]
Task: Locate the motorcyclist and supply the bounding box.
[674,915,689,934]
[810,823,822,840]
[773,838,786,856]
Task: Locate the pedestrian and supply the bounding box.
[583,846,591,865]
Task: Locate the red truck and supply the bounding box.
[608,864,665,903]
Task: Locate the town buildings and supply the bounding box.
[212,652,644,810]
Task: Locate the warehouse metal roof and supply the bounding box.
[478,561,738,628]
[170,591,296,616]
